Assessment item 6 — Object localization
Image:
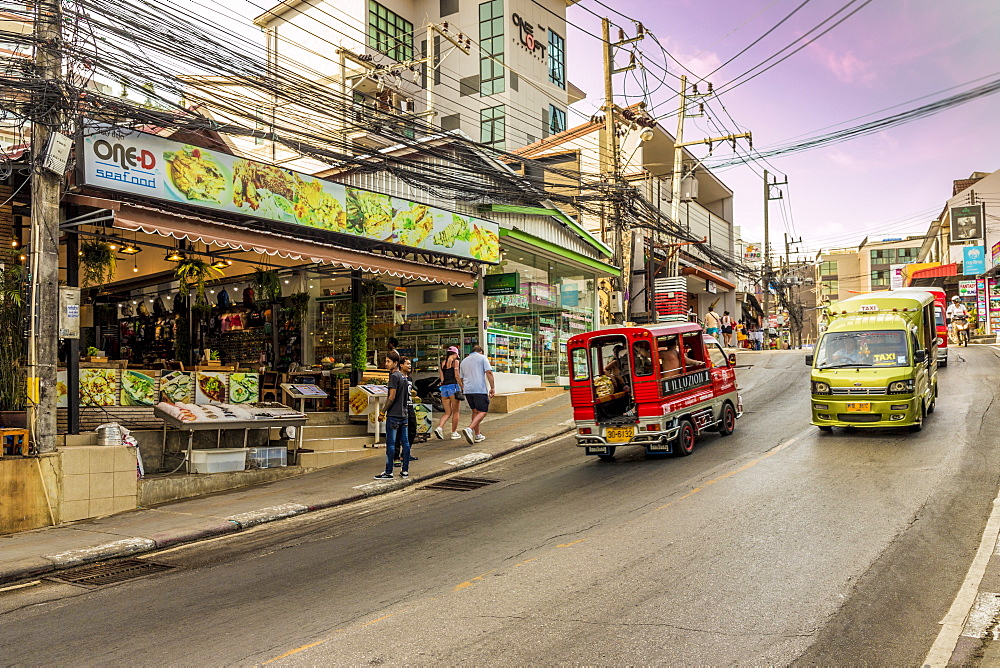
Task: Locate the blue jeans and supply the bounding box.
[384,415,410,474]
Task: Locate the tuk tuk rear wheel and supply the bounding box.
[598,447,616,462]
[718,403,736,437]
[674,419,696,456]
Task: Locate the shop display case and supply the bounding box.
[486,328,532,373]
[313,288,406,365]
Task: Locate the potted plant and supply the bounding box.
[0,254,26,426]
[176,257,225,302]
[80,239,116,287]
[287,291,310,324]
[253,267,281,303]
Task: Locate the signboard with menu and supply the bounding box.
[959,280,977,297]
[77,124,500,263]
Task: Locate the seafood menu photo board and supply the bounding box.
[78,124,501,263]
[80,368,118,407]
[196,371,228,404]
[121,370,158,406]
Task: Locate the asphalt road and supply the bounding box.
[3,347,1000,666]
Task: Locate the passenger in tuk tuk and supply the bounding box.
[605,345,630,392]
[658,336,683,378]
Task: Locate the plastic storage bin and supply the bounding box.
[189,448,248,474]
[248,445,287,469]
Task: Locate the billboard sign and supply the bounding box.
[743,243,762,263]
[889,264,905,289]
[992,241,1000,266]
[78,125,500,263]
[963,245,987,275]
[958,280,977,297]
[950,204,984,244]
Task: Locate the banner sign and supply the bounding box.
[743,243,762,262]
[78,125,500,263]
[992,241,1000,266]
[889,264,905,289]
[950,204,984,244]
[963,245,987,275]
[660,369,711,396]
[958,280,977,297]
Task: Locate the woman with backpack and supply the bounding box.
[432,346,464,440]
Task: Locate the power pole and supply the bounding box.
[600,17,641,321]
[785,232,802,348]
[761,170,787,330]
[28,0,64,454]
[669,76,750,277]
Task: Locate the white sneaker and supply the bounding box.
[451,432,462,439]
[475,434,486,443]
[462,427,475,444]
[433,427,444,440]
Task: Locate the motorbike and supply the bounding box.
[954,315,971,347]
[413,376,444,413]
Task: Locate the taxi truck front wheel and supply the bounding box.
[718,403,737,437]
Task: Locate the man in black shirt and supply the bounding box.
[375,352,412,479]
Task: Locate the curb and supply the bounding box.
[0,426,574,585]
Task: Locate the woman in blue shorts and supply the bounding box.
[433,346,464,440]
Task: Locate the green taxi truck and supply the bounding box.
[807,290,938,432]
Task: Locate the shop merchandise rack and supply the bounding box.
[486,328,532,373]
[313,289,406,365]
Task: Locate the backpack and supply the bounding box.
[217,289,232,308]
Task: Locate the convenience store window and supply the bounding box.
[486,247,595,382]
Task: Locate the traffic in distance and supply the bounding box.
[567,286,960,458]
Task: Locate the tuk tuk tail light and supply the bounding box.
[645,423,660,431]
[579,427,592,435]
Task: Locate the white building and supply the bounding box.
[250,0,585,153]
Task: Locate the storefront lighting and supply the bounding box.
[210,258,232,269]
[119,242,141,255]
[10,239,17,248]
[164,249,186,262]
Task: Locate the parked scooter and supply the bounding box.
[413,376,444,412]
[954,315,971,347]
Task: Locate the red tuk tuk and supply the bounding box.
[567,322,741,460]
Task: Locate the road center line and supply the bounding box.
[923,492,1000,666]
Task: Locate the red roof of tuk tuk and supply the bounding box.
[567,322,703,347]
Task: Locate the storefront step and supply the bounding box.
[300,412,354,426]
[138,466,306,507]
[298,448,378,470]
[489,387,566,414]
[289,435,374,453]
[268,424,369,440]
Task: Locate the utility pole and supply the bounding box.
[28,0,64,454]
[600,17,640,321]
[785,232,802,348]
[761,170,787,331]
[669,77,750,277]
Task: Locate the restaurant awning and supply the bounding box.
[680,263,737,290]
[64,194,477,287]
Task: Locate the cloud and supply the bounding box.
[808,42,876,85]
[826,148,865,170]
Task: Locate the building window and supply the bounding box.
[480,104,505,148]
[548,29,565,89]
[549,105,566,136]
[871,270,890,288]
[368,0,413,62]
[820,279,839,299]
[479,0,504,95]
[897,247,919,263]
[820,261,838,277]
[870,248,895,264]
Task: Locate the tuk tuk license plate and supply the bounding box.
[845,402,871,412]
[606,427,635,443]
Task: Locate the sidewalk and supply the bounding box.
[0,393,573,585]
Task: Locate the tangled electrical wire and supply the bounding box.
[0,0,762,282]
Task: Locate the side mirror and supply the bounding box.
[805,354,814,366]
[727,353,737,366]
[914,349,927,363]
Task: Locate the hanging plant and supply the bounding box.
[287,291,310,324]
[253,267,282,303]
[81,239,116,287]
[191,295,214,321]
[350,301,368,373]
[175,258,224,301]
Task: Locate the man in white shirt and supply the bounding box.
[946,296,970,343]
[460,345,495,444]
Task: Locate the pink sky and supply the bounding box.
[564,0,1000,259]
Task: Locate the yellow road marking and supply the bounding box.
[514,558,538,567]
[262,639,330,665]
[454,569,496,590]
[556,539,587,548]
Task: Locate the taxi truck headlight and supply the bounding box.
[814,404,828,410]
[888,380,914,394]
[936,337,944,346]
[891,404,908,411]
[812,381,831,395]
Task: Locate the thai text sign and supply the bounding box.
[483,272,520,295]
[963,245,987,275]
[660,369,711,396]
[78,125,500,263]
